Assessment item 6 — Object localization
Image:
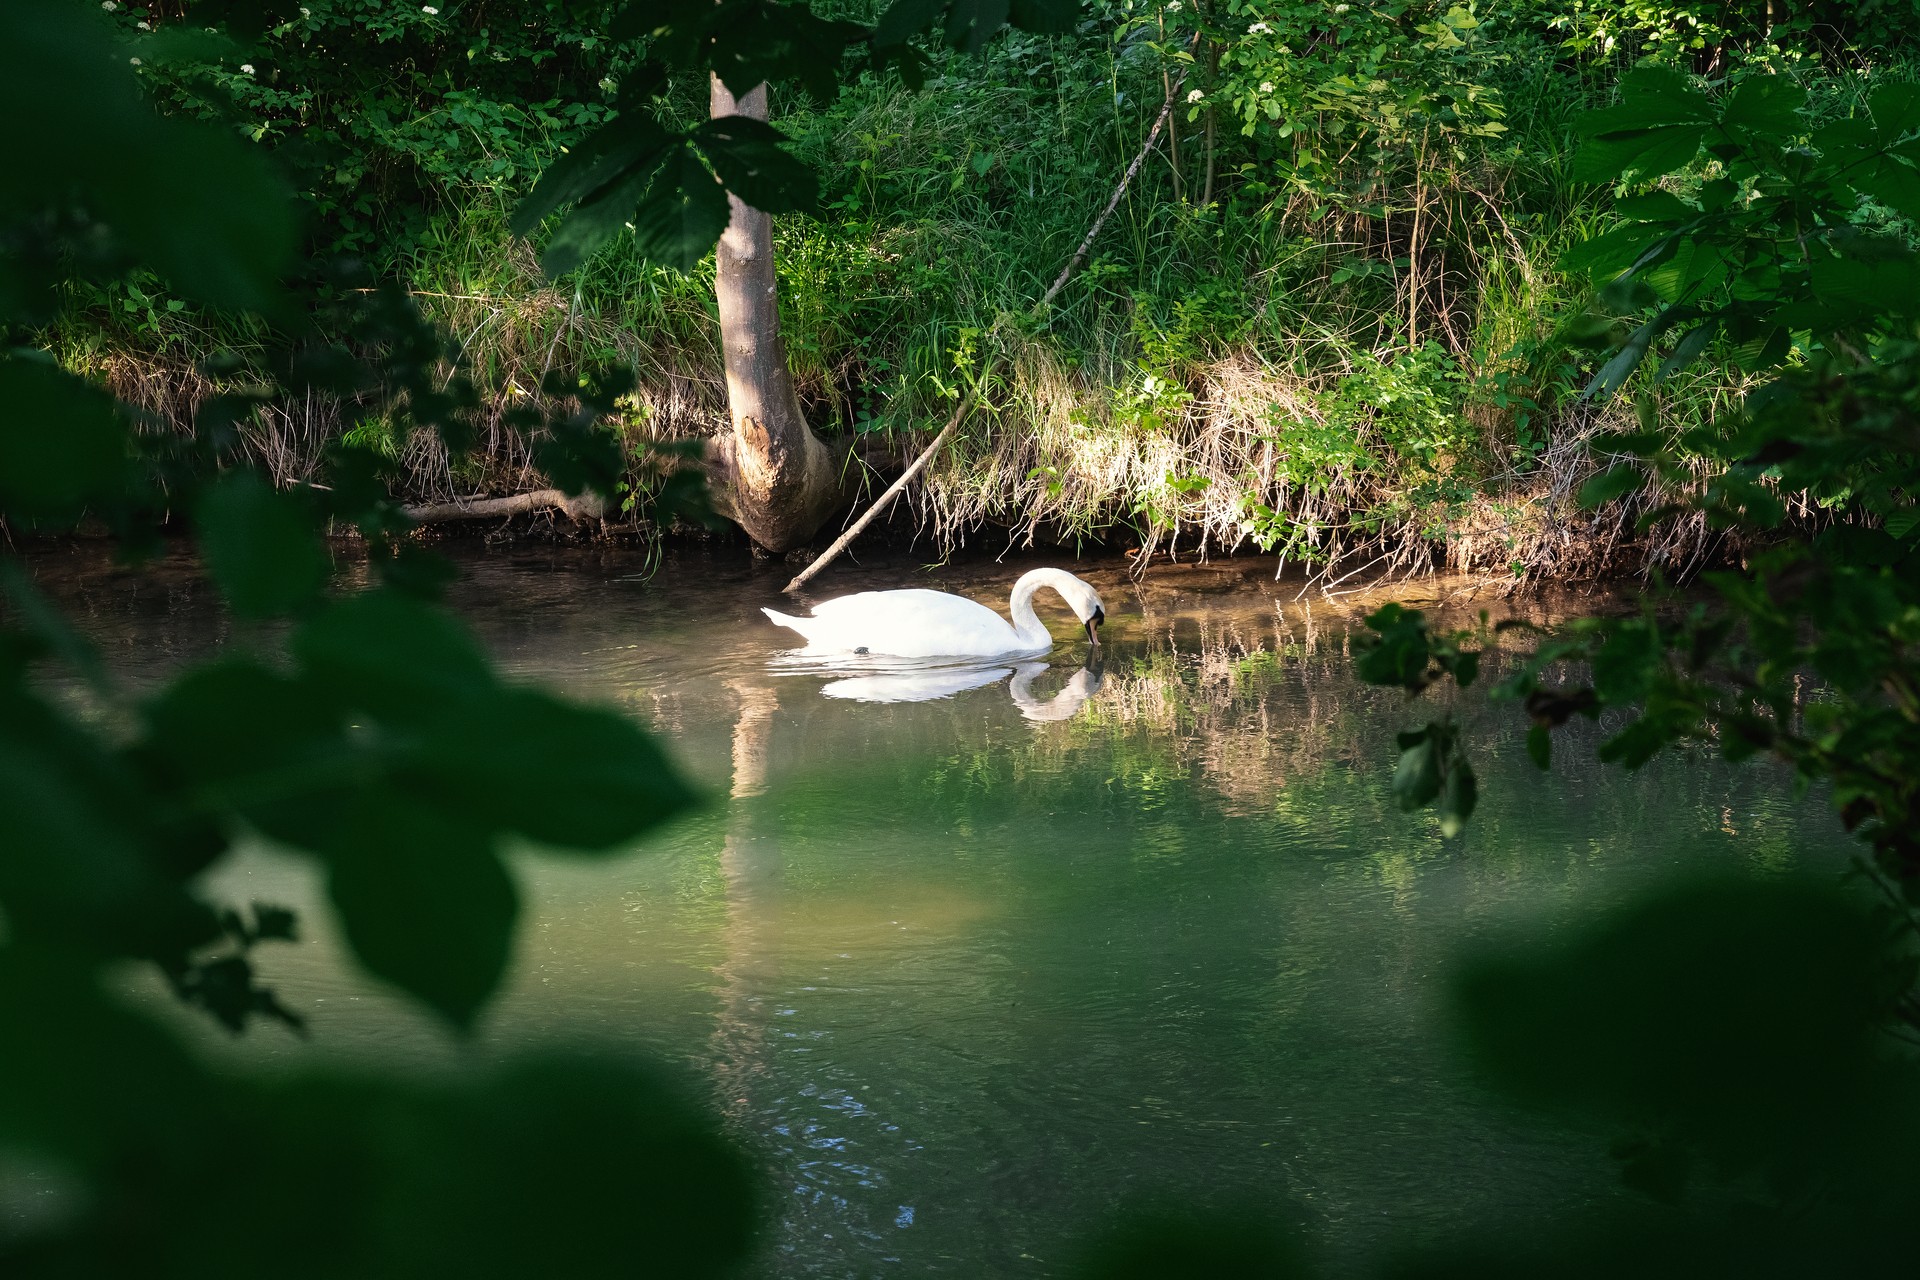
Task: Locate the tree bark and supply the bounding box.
[705,76,845,552]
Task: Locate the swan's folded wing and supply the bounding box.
[762,606,823,646]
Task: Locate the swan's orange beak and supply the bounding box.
[1085,605,1104,646]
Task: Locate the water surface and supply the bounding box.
[27,543,1848,1276]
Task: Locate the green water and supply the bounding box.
[38,545,1847,1276]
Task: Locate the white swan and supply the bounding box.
[763,568,1105,660]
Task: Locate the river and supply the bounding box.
[25,542,1849,1276]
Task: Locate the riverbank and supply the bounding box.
[44,10,1906,583]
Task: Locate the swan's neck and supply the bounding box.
[1008,569,1074,649]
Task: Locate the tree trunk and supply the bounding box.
[705,76,845,552]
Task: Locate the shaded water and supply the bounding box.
[30,544,1849,1276]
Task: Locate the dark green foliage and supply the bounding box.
[2,5,724,1268]
[1564,69,1920,397]
[0,359,130,526]
[4,4,294,317]
[0,975,758,1278]
[194,470,331,617]
[1355,604,1481,835]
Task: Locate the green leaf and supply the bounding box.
[0,358,129,526]
[1852,157,1920,224]
[0,730,210,960]
[1355,603,1433,691]
[1008,0,1077,34]
[706,2,869,100]
[1869,82,1920,138]
[412,688,700,852]
[1579,464,1646,509]
[694,116,818,215]
[293,591,495,727]
[1437,752,1476,838]
[1575,67,1712,138]
[630,146,732,273]
[1656,323,1715,381]
[1525,723,1552,770]
[1720,75,1806,138]
[511,115,674,238]
[540,164,660,278]
[1392,733,1442,811]
[324,789,518,1030]
[1559,225,1665,279]
[1614,191,1695,223]
[1452,877,1889,1181]
[113,120,298,317]
[943,0,1012,54]
[1584,313,1671,401]
[1727,323,1790,372]
[1592,623,1662,704]
[142,660,351,846]
[1810,253,1918,320]
[875,0,945,47]
[1572,125,1706,184]
[195,471,331,619]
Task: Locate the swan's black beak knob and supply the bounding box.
[1085,605,1105,646]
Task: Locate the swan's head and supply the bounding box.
[1065,580,1106,646]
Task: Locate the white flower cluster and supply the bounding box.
[240,63,255,74]
[1186,88,1203,104]
[422,4,439,13]
[100,2,117,10]
[1260,81,1275,94]
[1247,21,1270,35]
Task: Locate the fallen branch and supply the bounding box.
[402,488,606,524]
[782,394,973,594]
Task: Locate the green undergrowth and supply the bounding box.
[41,3,1920,577]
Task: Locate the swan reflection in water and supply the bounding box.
[773,655,1106,722]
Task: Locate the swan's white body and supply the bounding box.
[764,568,1104,660]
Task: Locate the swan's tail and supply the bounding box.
[761,606,816,644]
